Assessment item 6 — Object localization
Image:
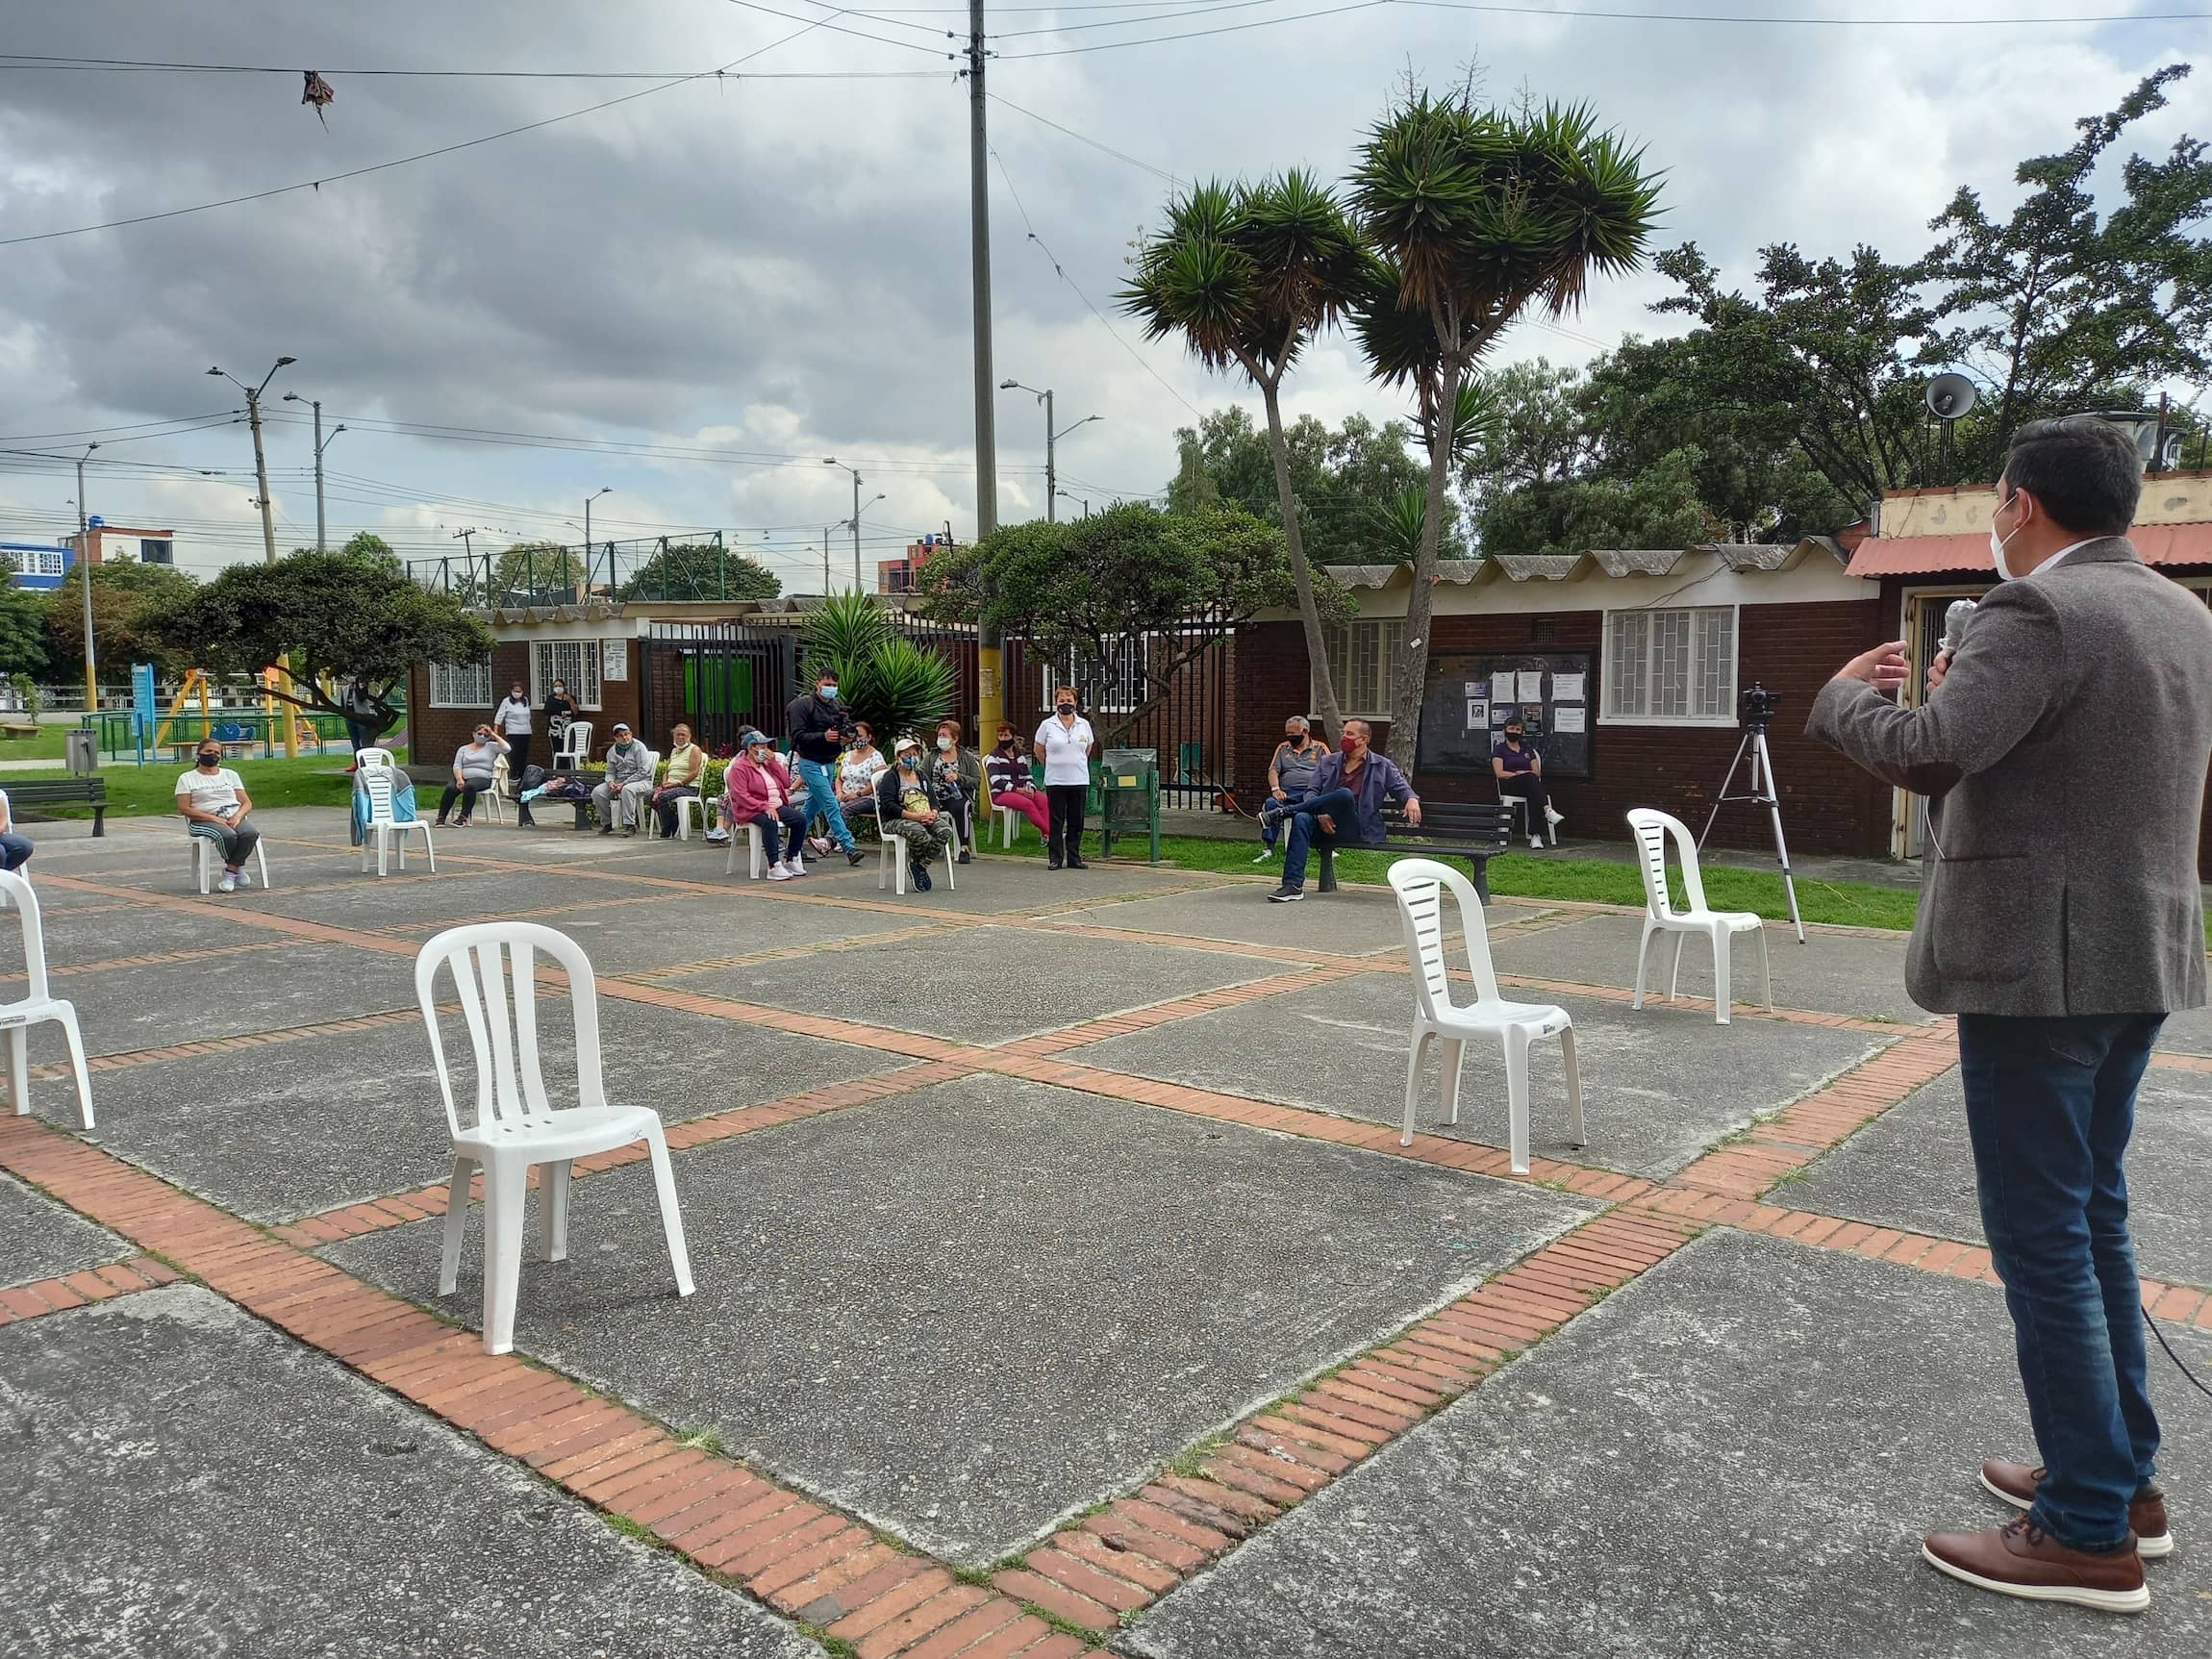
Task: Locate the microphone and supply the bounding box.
[1943,600,1976,656]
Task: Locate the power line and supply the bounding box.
[0,22,841,250]
[986,92,1178,184]
[994,0,1389,57]
[988,145,1206,418]
[0,53,944,79]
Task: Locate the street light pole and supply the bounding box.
[284,393,347,552]
[821,460,867,591]
[209,357,296,749]
[75,443,98,717]
[582,488,610,599]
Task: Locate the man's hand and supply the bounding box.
[1404,799,1422,827]
[1317,814,1336,835]
[1270,787,1288,802]
[1927,648,1952,695]
[1833,639,1910,691]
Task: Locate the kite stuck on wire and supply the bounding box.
[302,70,336,129]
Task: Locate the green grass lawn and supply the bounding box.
[9,751,407,821]
[995,822,1922,932]
[0,723,73,762]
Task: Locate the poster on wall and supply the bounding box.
[1555,706,1587,734]
[1466,697,1488,733]
[1553,671,1586,703]
[601,638,627,682]
[1416,650,1596,779]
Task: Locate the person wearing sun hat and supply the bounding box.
[873,735,953,892]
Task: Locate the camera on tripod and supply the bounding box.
[1740,682,1781,731]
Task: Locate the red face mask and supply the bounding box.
[1340,736,1360,756]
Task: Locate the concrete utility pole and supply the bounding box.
[285,393,346,551]
[1001,381,1102,525]
[821,460,874,591]
[822,527,831,595]
[582,488,610,600]
[966,0,1002,739]
[208,357,296,752]
[75,443,98,717]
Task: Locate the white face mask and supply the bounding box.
[1989,525,2019,581]
[937,737,954,751]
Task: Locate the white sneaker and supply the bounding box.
[217,873,239,893]
[1527,836,1544,851]
[1545,806,1566,826]
[1251,847,1275,864]
[234,870,252,890]
[765,863,792,881]
[785,857,807,876]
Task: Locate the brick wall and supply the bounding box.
[408,640,644,769]
[1236,601,1895,857]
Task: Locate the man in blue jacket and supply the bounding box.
[1268,717,1420,902]
[785,666,867,867]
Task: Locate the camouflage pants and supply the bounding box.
[885,816,952,865]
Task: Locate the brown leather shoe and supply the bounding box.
[1981,1460,2173,1560]
[1923,1515,2149,1613]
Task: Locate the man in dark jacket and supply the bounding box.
[1809,415,2212,1615]
[1267,717,1420,902]
[785,666,867,867]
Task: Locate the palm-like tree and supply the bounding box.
[1349,90,1661,760]
[1122,172,1366,738]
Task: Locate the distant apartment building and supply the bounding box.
[65,518,176,567]
[0,540,75,590]
[876,534,952,594]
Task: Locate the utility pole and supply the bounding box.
[75,443,98,718]
[966,0,1002,739]
[821,461,877,591]
[582,488,610,601]
[822,527,831,595]
[209,357,296,752]
[285,393,345,551]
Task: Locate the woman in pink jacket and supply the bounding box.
[724,729,811,879]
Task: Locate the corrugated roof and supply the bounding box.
[1847,523,2212,578]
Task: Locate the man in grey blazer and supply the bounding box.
[1809,415,2212,1615]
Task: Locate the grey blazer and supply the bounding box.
[1807,537,2212,1018]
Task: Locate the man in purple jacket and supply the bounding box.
[1268,717,1421,902]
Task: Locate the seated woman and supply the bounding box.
[724,728,810,879]
[928,717,982,860]
[835,719,889,833]
[438,723,509,826]
[874,736,953,892]
[649,721,708,837]
[1491,716,1563,851]
[985,719,1049,838]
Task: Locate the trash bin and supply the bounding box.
[64,727,98,776]
[1098,747,1160,864]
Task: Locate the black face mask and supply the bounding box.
[197,752,221,767]
[1056,704,1075,716]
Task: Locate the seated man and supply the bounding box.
[649,721,707,838]
[177,742,262,893]
[1267,717,1420,903]
[1255,714,1324,864]
[591,721,655,836]
[874,736,954,892]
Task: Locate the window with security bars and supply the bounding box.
[1603,606,1736,723]
[428,660,492,709]
[532,641,604,710]
[1318,620,1405,716]
[1040,637,1145,714]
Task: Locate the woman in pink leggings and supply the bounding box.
[986,721,1050,837]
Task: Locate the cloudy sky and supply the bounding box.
[0,1,2204,589]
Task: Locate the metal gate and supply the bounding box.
[639,621,799,754]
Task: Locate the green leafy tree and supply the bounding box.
[1350,88,1661,759]
[139,551,492,742]
[43,561,201,680]
[1122,172,1368,736]
[800,591,953,744]
[339,531,400,569]
[617,541,780,603]
[0,588,49,681]
[487,540,586,605]
[1478,445,1718,559]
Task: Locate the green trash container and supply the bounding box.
[1099,747,1160,864]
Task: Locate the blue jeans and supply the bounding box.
[792,756,854,852]
[0,832,30,871]
[749,805,807,863]
[1958,1012,2164,1552]
[1261,788,1310,849]
[1281,787,1364,889]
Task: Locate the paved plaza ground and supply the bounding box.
[3,806,2209,1656]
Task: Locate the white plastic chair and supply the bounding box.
[355,745,396,771]
[415,923,693,1356]
[724,815,778,879]
[1626,808,1772,1026]
[188,831,271,894]
[0,869,94,1129]
[554,721,594,773]
[1498,792,1555,848]
[480,753,510,826]
[876,801,958,895]
[359,763,437,877]
[1387,858,1581,1174]
[669,769,716,842]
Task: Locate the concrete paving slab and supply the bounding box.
[38,995,906,1222]
[0,1285,817,1659]
[679,853,1228,918]
[1786,1064,2212,1289]
[2154,1002,2212,1055]
[1038,881,1550,957]
[1491,911,1931,1025]
[258,868,672,928]
[1124,1229,2212,1659]
[0,1170,131,1288]
[52,937,416,1058]
[1065,971,1885,1178]
[327,1071,1596,1563]
[0,902,284,972]
[660,921,1297,1041]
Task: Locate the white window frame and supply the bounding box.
[1039,637,1145,715]
[428,660,492,709]
[531,640,605,710]
[1600,605,1739,727]
[1317,620,1405,719]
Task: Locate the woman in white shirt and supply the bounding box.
[1033,687,1096,871]
[835,719,889,825]
[175,743,261,892]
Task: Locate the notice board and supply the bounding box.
[1413,650,1595,780]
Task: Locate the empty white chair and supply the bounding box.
[552,721,593,773]
[1387,858,1581,1174]
[359,763,437,877]
[876,809,958,895]
[415,923,693,1356]
[188,833,270,895]
[479,753,509,826]
[1626,808,1772,1026]
[0,869,94,1129]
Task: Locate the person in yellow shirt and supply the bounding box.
[649,722,708,838]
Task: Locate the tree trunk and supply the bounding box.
[1387,354,1463,767]
[1258,379,1348,742]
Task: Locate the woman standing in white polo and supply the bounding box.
[1033,687,1095,871]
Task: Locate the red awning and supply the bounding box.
[1848,523,2212,578]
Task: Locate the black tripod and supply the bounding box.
[1700,683,1805,943]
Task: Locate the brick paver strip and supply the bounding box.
[0,1254,176,1324]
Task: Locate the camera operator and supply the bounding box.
[1807,415,2212,1615]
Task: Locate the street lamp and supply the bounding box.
[206,357,294,564]
[1055,489,1091,519]
[283,391,346,552]
[74,443,98,716]
[581,488,611,597]
[998,380,1101,523]
[822,458,870,591]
